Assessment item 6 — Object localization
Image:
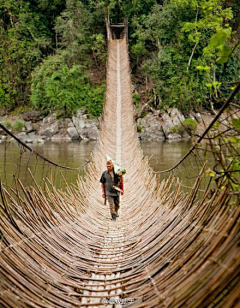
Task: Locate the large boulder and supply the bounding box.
[72,110,87,131]
[67,126,81,140]
[22,111,44,123]
[137,108,185,141]
[80,126,99,141]
[169,108,185,126]
[24,121,35,133]
[39,114,59,137]
[39,121,59,137]
[70,110,99,141]
[16,131,45,144]
[168,133,182,139]
[51,134,72,142]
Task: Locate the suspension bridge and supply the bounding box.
[0,24,240,308]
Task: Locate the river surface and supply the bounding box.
[0,140,213,191]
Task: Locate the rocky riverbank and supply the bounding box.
[137,108,211,141]
[0,108,218,144]
[0,110,99,144]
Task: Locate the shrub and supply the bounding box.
[177,118,198,136]
[13,120,25,132]
[4,119,12,129]
[133,93,140,105]
[31,55,105,117]
[140,112,147,118]
[137,125,143,132]
[171,125,178,133]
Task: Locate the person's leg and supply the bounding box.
[114,195,120,216]
[106,195,117,220]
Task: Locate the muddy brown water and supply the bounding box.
[0,140,213,190]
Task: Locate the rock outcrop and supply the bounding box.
[137,108,186,141]
[0,108,218,143]
[0,110,99,144]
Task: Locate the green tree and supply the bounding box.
[55,0,107,64]
[31,0,107,117]
[1,0,239,116]
[172,0,233,69]
[31,54,105,117]
[130,0,239,112]
[0,0,65,111]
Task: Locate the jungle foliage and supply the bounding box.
[128,0,240,112]
[0,0,239,116]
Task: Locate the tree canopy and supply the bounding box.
[0,0,239,116]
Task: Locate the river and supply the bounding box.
[0,140,212,191]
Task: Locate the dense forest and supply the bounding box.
[0,0,239,117]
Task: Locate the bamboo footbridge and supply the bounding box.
[1,29,240,308]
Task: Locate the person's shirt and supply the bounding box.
[100,170,120,196]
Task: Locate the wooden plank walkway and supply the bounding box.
[0,36,240,308]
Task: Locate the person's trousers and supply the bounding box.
[106,195,120,215]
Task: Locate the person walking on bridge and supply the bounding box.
[100,160,124,221]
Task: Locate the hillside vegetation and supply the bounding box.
[0,0,239,117]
